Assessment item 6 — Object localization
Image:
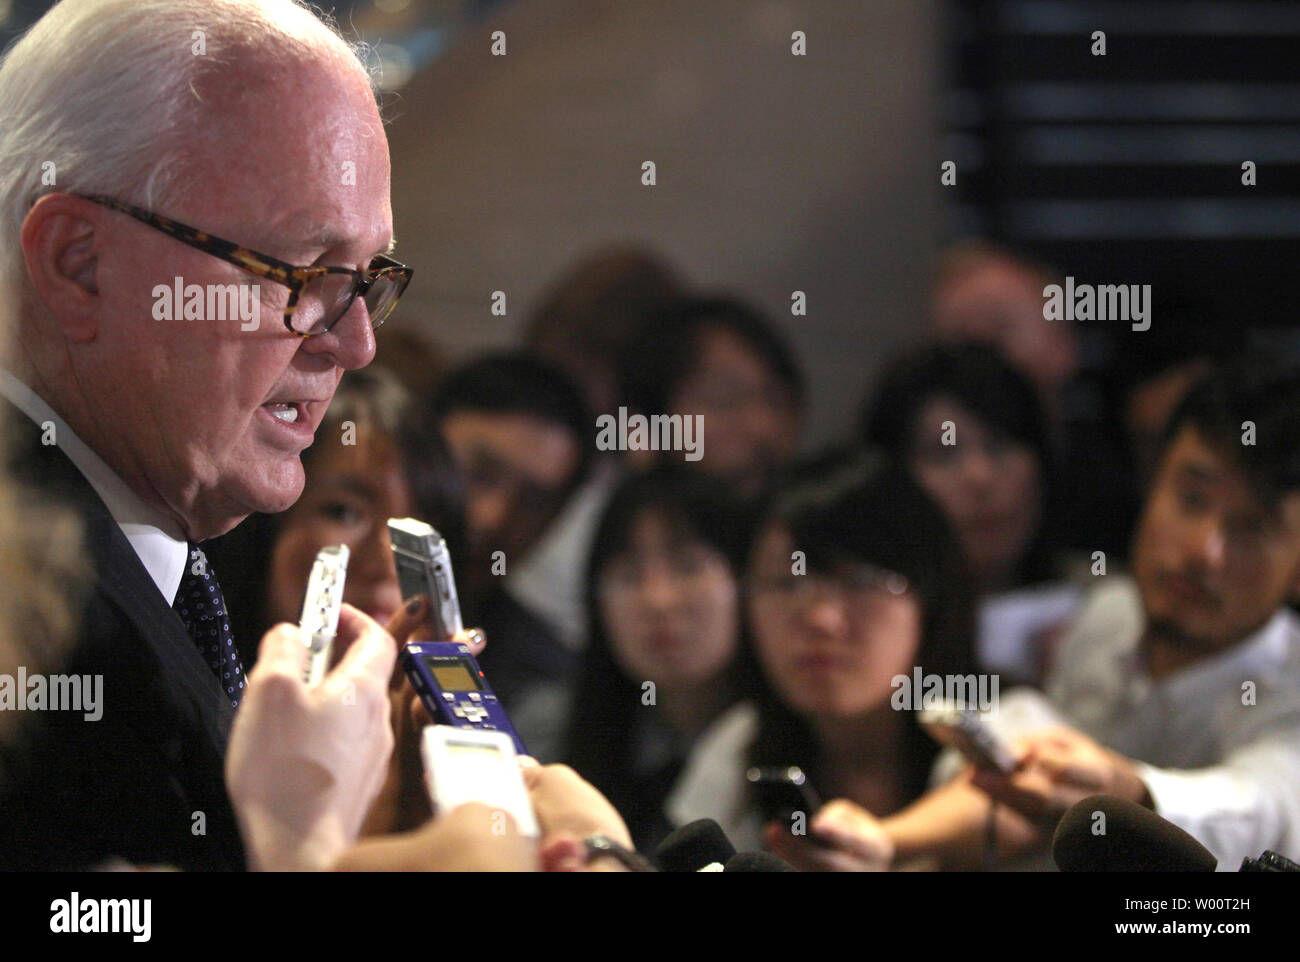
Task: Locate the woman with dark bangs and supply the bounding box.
[862,342,1059,596]
[561,467,760,851]
[862,342,1085,686]
[667,451,977,867]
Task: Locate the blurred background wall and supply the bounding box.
[382,0,939,449]
[4,0,1295,443]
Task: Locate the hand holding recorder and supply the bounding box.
[364,518,532,835]
[226,606,397,871]
[763,797,895,872]
[969,726,1152,826]
[387,518,527,753]
[519,761,638,872]
[334,803,539,872]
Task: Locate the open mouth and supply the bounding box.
[263,402,302,424]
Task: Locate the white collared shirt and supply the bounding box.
[1043,576,1300,868]
[664,701,765,852]
[503,457,623,650]
[0,368,188,605]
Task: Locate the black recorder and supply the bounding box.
[747,765,823,823]
[388,518,528,755]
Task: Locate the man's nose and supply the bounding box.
[1184,514,1227,570]
[301,300,377,370]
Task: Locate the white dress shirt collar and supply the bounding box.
[1153,606,1295,703]
[0,367,188,604]
[1119,593,1297,706]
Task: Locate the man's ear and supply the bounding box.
[20,193,104,343]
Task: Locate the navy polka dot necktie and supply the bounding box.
[173,543,244,709]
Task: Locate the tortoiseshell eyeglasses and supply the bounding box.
[76,193,413,337]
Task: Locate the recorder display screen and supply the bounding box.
[424,657,481,692]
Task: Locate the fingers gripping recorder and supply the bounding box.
[388,519,528,756]
[389,518,535,833]
[299,545,349,687]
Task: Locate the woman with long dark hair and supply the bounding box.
[862,343,1085,685]
[562,467,759,851]
[667,450,977,866]
[862,343,1059,595]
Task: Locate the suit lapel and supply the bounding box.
[88,509,239,744]
[3,399,236,750]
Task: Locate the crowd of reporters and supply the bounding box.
[206,245,1300,871]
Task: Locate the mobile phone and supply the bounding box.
[421,725,539,838]
[402,641,528,755]
[919,703,1018,774]
[746,765,823,823]
[388,518,463,639]
[299,544,349,687]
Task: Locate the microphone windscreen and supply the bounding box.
[1240,850,1300,872]
[724,851,798,872]
[1053,795,1217,872]
[654,819,738,873]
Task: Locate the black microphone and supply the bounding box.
[723,851,799,872]
[1240,851,1300,872]
[1053,795,1217,872]
[654,819,737,872]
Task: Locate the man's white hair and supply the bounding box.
[0,0,377,298]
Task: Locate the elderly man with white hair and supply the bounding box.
[0,0,412,869]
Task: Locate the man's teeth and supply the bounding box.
[268,404,299,423]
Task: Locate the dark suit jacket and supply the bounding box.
[0,399,246,870]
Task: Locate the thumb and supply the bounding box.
[450,627,487,657]
[252,622,309,680]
